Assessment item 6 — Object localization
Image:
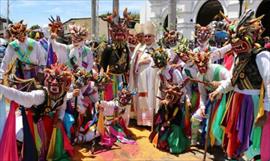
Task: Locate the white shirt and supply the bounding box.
[49,39,94,71]
[0,38,47,79]
[197,64,230,109]
[0,84,67,120]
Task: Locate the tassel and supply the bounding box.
[152,133,159,147]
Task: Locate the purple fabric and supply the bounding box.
[236,95,254,155]
[37,120,47,161]
[82,61,88,68]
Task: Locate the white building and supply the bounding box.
[140,0,270,39]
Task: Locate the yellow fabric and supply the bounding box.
[33,123,42,155]
[97,111,105,136]
[255,82,265,122]
[46,128,57,161]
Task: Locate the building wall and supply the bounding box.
[63,17,108,41]
[141,0,263,40]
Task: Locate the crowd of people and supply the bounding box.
[0,8,269,161]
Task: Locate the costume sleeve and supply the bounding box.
[49,38,69,62]
[211,44,232,62]
[35,42,47,66]
[0,45,16,79]
[182,69,192,99]
[216,78,234,94]
[173,69,184,86]
[0,84,45,107]
[198,78,207,109]
[219,66,231,80]
[256,51,270,112]
[87,50,94,72]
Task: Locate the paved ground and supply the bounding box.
[72,123,226,161]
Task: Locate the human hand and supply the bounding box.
[209,90,222,102]
[73,88,80,97]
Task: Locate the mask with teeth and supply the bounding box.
[162,30,179,48]
[190,51,211,74]
[195,24,213,47]
[9,20,27,42]
[102,8,132,43]
[230,9,265,54]
[44,64,73,101]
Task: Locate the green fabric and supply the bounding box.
[112,123,124,133]
[190,90,199,111]
[53,128,70,161]
[203,64,224,91]
[212,94,226,143]
[168,124,190,154]
[184,69,192,78]
[159,129,170,142]
[10,38,35,64]
[245,95,261,160]
[213,64,223,81]
[82,46,90,58]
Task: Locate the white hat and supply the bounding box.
[134,23,144,34]
[129,29,136,35]
[144,21,156,36]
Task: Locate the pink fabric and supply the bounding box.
[109,126,136,144]
[261,112,270,161]
[104,83,114,101]
[264,43,270,50]
[0,101,19,161]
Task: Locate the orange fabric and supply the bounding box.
[223,92,243,158]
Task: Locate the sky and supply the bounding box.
[0,0,145,27]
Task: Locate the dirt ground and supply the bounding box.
[72,122,226,161]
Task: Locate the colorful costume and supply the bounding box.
[213,10,270,160]
[99,8,132,101]
[149,85,190,154]
[0,21,47,80]
[190,51,230,146]
[0,64,74,161]
[193,24,232,65]
[74,88,136,148]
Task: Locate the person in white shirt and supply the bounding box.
[0,64,79,160]
[0,20,47,81]
[209,10,270,161]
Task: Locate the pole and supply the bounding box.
[113,0,119,17]
[91,0,97,40]
[239,0,244,18]
[6,0,10,30]
[168,0,177,30]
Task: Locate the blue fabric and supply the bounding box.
[21,107,38,161]
[63,113,75,139]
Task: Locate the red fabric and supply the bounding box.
[26,111,35,144]
[0,101,19,161]
[224,52,234,70]
[42,116,53,141]
[104,83,114,101]
[60,124,74,157]
[261,112,270,161]
[223,93,243,158]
